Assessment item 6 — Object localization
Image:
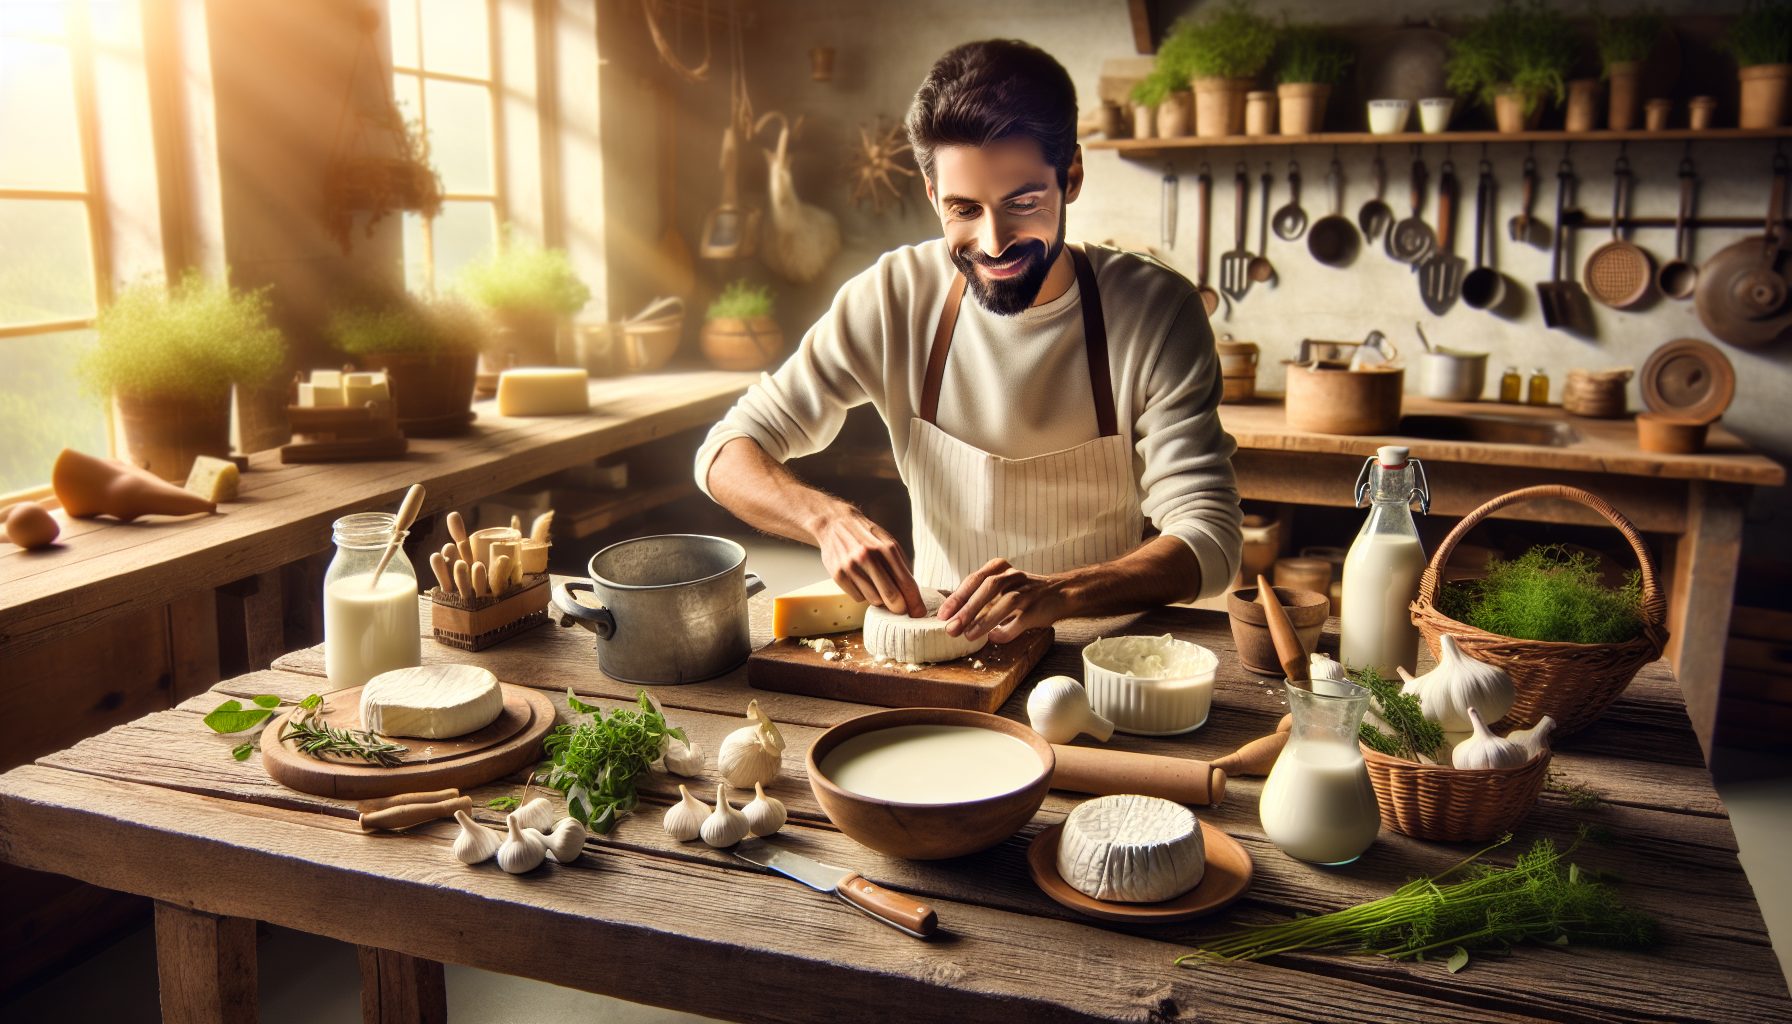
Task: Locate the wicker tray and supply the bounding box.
[1362,745,1551,842]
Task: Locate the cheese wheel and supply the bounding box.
[772,578,869,638]
[861,590,986,664]
[359,664,504,739]
[1056,794,1205,903]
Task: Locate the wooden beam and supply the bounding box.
[1127,0,1153,53]
[154,901,258,1024]
[357,946,448,1024]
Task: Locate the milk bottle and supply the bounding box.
[323,512,421,690]
[1259,678,1380,865]
[1340,445,1430,676]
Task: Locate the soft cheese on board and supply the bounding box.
[1056,794,1205,903]
[771,578,870,638]
[862,590,986,664]
[360,664,505,739]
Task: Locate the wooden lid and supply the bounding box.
[1640,338,1735,424]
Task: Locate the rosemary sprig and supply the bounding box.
[279,706,409,767]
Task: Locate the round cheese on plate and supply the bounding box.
[359,664,504,739]
[1056,794,1205,903]
[861,590,987,665]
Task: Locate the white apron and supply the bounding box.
[905,244,1144,590]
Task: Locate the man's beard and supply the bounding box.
[950,214,1066,316]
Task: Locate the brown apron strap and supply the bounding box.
[919,271,966,425]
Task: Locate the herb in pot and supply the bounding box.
[329,296,485,359]
[1594,8,1663,73]
[1128,68,1181,109]
[1728,0,1792,68]
[1355,668,1443,762]
[1275,27,1354,86]
[1156,0,1279,82]
[1444,0,1575,116]
[705,279,774,321]
[536,690,686,834]
[1438,544,1645,645]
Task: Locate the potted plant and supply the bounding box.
[1595,8,1663,131]
[455,236,591,368]
[700,280,782,372]
[1445,0,1575,133]
[330,295,485,436]
[324,110,444,254]
[82,275,286,481]
[1130,70,1185,139]
[1158,1,1279,138]
[1274,26,1354,135]
[1729,0,1792,128]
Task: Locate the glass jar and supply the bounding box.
[1259,678,1381,865]
[323,512,420,690]
[1527,367,1550,405]
[1340,446,1428,676]
[1499,365,1523,403]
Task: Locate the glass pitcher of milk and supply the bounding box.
[323,512,421,690]
[1340,445,1430,676]
[1259,678,1380,865]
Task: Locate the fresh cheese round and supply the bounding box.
[1056,794,1205,903]
[861,590,986,664]
[359,664,504,739]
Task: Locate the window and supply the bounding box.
[389,0,506,293]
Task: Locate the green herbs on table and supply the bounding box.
[202,692,410,767]
[535,690,685,834]
[1355,667,1444,763]
[1437,544,1645,646]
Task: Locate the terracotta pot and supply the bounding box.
[1493,89,1542,133]
[1131,103,1155,140]
[1227,585,1329,677]
[1244,91,1276,136]
[1565,78,1601,132]
[1276,82,1330,135]
[700,315,784,371]
[1688,95,1718,130]
[115,391,231,481]
[488,309,563,367]
[1739,64,1792,129]
[1607,61,1642,131]
[1193,77,1251,138]
[1156,91,1192,138]
[356,350,479,436]
[1645,98,1673,131]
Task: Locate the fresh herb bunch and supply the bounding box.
[1594,7,1663,71]
[204,693,324,761]
[329,296,485,358]
[1728,0,1792,67]
[537,690,685,833]
[455,234,592,315]
[84,274,287,401]
[1445,0,1576,115]
[1275,27,1355,86]
[280,711,409,768]
[1356,667,1444,762]
[1158,0,1279,82]
[1129,68,1181,108]
[1438,544,1645,646]
[706,279,774,320]
[1179,831,1657,970]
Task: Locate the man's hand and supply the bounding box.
[815,510,927,617]
[939,558,1067,644]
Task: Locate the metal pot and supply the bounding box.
[552,534,765,684]
[1419,349,1489,402]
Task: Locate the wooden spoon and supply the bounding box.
[1256,574,1310,688]
[369,485,424,589]
[445,510,471,564]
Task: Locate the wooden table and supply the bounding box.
[1,592,1786,1023]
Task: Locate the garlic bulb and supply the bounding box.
[1506,715,1556,759]
[718,700,785,789]
[1452,707,1533,770]
[662,735,705,777]
[540,817,589,863]
[1026,676,1115,744]
[1398,635,1515,732]
[497,815,547,873]
[452,810,502,865]
[510,797,557,833]
[743,782,786,838]
[1308,654,1351,683]
[700,783,749,848]
[662,784,708,842]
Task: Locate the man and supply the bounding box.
[694,39,1241,645]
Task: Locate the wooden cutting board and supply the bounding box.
[260,682,556,799]
[746,628,1053,713]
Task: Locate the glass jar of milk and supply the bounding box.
[1259,678,1381,865]
[323,512,421,690]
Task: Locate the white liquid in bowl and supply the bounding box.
[818,725,1044,804]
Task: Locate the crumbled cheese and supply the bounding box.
[822,650,842,662]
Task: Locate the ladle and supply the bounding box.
[1657,157,1700,300]
[1357,150,1394,242]
[1271,160,1308,240]
[1247,164,1278,285]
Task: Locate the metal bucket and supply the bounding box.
[551,534,765,684]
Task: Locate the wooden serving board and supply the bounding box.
[746,628,1053,713]
[260,682,555,799]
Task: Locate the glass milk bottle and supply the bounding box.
[1340,445,1429,676]
[323,512,421,690]
[1259,678,1381,865]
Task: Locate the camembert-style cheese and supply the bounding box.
[772,578,869,638]
[861,590,986,664]
[359,664,504,739]
[1056,794,1205,903]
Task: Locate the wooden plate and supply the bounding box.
[260,682,556,800]
[1640,338,1736,425]
[1026,821,1253,924]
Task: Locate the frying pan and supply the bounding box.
[1583,154,1654,309]
[1538,158,1590,330]
[1657,157,1699,300]
[1194,164,1222,315]
[1387,155,1434,264]
[1272,160,1308,240]
[1461,160,1507,310]
[1358,152,1393,242]
[1695,154,1792,350]
[1307,159,1359,267]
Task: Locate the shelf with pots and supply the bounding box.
[1087,126,1792,159]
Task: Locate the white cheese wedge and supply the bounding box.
[184,455,240,503]
[1056,794,1205,903]
[772,578,869,638]
[861,590,986,664]
[359,664,504,739]
[496,368,590,416]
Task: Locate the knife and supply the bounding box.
[733,839,938,938]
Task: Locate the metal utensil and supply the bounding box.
[1220,163,1253,300]
[1538,158,1590,330]
[1414,320,1434,352]
[1358,151,1394,242]
[1161,166,1178,250]
[1272,160,1307,240]
[1417,159,1464,314]
[734,840,939,938]
[1194,164,1222,315]
[1694,153,1792,349]
[1307,158,1359,267]
[1658,157,1699,300]
[1509,154,1546,246]
[1248,164,1277,285]
[1584,154,1654,309]
[1461,159,1507,310]
[1387,154,1434,264]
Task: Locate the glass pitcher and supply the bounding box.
[1258,678,1381,865]
[323,512,421,690]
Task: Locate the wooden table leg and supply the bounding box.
[357,945,448,1024]
[153,901,257,1024]
[1666,481,1747,761]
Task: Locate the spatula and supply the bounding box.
[1220,164,1252,300]
[1417,160,1464,314]
[1538,157,1590,330]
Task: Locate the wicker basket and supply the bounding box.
[1361,745,1552,842]
[1409,485,1668,736]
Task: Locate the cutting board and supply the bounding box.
[260,683,556,799]
[746,628,1053,713]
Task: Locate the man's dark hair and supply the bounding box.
[906,39,1079,190]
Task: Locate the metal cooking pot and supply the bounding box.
[1419,348,1489,402]
[552,534,765,684]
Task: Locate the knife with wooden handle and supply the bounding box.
[734,839,937,938]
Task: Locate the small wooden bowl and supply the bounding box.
[1227,585,1329,676]
[807,708,1054,861]
[1635,413,1709,454]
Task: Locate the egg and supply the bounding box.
[5,501,60,549]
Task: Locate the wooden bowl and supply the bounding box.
[1283,363,1404,435]
[1635,413,1709,454]
[806,708,1054,861]
[1226,586,1329,676]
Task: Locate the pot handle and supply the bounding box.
[744,572,766,598]
[553,579,616,640]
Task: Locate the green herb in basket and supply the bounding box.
[1356,668,1443,763]
[1437,545,1644,645]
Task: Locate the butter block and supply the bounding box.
[772,578,870,638]
[184,455,240,503]
[496,368,590,416]
[342,371,390,408]
[308,368,345,407]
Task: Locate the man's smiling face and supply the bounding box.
[928,135,1082,316]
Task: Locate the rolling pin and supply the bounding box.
[1210,714,1294,778]
[359,788,461,813]
[1051,745,1227,807]
[359,795,473,832]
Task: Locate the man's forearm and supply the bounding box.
[1052,535,1203,619]
[705,436,847,546]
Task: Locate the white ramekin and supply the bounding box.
[1082,635,1219,736]
[1367,99,1412,135]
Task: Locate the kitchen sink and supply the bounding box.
[1397,414,1580,448]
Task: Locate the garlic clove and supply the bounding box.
[1451,706,1533,771]
[452,810,503,865]
[510,797,557,833]
[700,783,749,848]
[662,784,709,842]
[497,815,547,873]
[743,781,787,838]
[663,735,706,777]
[1507,715,1556,758]
[541,817,589,863]
[1026,676,1115,744]
[1309,654,1352,683]
[1403,635,1515,733]
[718,700,785,789]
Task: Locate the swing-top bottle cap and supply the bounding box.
[1377,445,1410,467]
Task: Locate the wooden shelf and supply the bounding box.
[557,480,697,540]
[1087,126,1792,159]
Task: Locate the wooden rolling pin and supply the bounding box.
[1051,745,1227,807]
[360,788,461,813]
[1210,714,1294,778]
[359,794,472,832]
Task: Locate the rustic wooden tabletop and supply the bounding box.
[1,589,1785,1023]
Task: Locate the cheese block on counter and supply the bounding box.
[184,456,240,503]
[862,590,986,664]
[360,664,504,739]
[772,578,870,638]
[1056,794,1205,903]
[496,368,590,416]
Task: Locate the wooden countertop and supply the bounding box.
[0,593,1784,1021]
[0,370,756,656]
[1219,395,1785,487]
